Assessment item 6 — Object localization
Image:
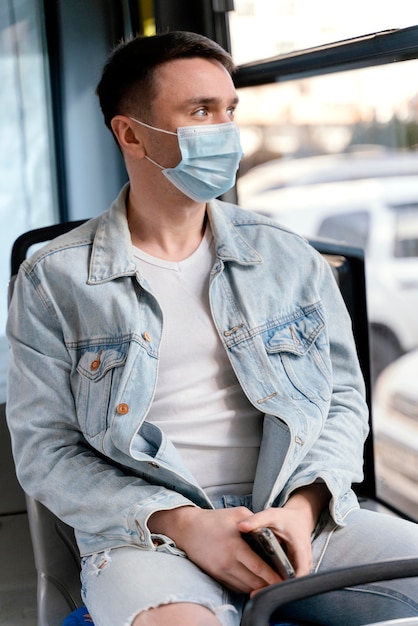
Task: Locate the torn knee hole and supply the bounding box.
[86,550,112,576]
[131,600,221,625]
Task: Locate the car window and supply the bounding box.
[392,204,418,258]
[317,211,370,249]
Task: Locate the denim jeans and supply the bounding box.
[81,496,418,626]
[282,507,418,626]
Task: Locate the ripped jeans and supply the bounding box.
[80,496,418,626]
[80,495,250,626]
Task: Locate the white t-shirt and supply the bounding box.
[133,226,263,498]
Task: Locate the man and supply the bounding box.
[7,31,418,626]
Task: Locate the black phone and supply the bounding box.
[242,527,295,579]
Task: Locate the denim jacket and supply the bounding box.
[7,185,368,556]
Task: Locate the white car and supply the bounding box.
[373,349,418,519]
[239,173,418,380]
[238,149,418,197]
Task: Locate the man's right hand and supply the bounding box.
[148,506,282,594]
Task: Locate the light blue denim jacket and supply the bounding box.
[7,184,368,557]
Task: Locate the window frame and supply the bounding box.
[233,25,418,88]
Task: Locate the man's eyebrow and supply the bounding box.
[182,95,240,107]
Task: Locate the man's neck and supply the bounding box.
[127,185,208,262]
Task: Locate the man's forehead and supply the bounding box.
[153,58,237,104]
[155,57,233,86]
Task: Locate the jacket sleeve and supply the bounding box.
[280,251,370,523]
[6,263,195,553]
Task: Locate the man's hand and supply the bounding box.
[148,483,330,593]
[238,483,330,578]
[148,505,282,593]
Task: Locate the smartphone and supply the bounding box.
[242,527,295,579]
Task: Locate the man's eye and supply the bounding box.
[194,108,207,116]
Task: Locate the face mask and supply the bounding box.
[129,117,243,202]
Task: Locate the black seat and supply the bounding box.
[242,558,418,626]
[9,221,86,625]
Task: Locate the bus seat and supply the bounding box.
[242,558,418,626]
[9,221,87,626]
[26,496,82,623]
[6,221,405,626]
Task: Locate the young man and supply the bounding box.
[7,31,418,626]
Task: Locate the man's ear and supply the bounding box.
[111,116,145,158]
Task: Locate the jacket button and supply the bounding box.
[143,332,151,342]
[148,461,159,469]
[116,403,129,415]
[90,359,100,371]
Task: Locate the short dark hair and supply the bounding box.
[96,31,235,130]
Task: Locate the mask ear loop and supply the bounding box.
[144,155,165,170]
[129,117,177,136]
[129,117,178,170]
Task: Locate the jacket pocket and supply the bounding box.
[263,305,332,403]
[75,343,129,437]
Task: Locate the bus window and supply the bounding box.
[230,18,418,519]
[229,0,418,65]
[0,1,58,402]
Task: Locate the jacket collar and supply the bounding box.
[88,185,136,284]
[207,200,263,266]
[88,185,263,284]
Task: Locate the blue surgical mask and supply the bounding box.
[129,117,243,202]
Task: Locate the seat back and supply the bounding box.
[8,222,374,625]
[242,557,418,626]
[9,221,86,626]
[26,498,82,624]
[307,238,375,500]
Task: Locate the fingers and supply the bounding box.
[238,509,284,535]
[228,540,282,593]
[213,528,283,593]
[172,507,282,594]
[237,509,312,578]
[285,538,312,577]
